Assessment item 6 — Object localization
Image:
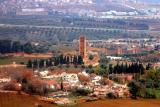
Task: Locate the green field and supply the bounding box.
[0,57,29,65]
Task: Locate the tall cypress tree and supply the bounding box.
[73,55,78,64]
[59,54,64,64]
[33,60,38,68]
[66,56,70,64]
[109,64,113,74]
[78,55,83,65]
[27,60,32,68]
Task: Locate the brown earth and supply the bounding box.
[0,92,58,107]
[1,92,160,107]
[77,99,160,107]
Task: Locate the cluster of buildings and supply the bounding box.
[37,69,129,98]
[88,38,160,55]
[1,0,160,20]
[0,0,93,16]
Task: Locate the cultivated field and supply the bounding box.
[0,53,52,65]
[0,92,160,107]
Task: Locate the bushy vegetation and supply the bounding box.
[106,92,117,99]
[128,81,140,99]
[128,68,160,99]
[72,88,91,96]
[0,40,47,54]
[3,71,49,95]
[86,55,145,76]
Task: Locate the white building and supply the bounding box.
[39,70,49,77]
[106,56,123,60]
[91,76,102,86]
[62,73,79,84]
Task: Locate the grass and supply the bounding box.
[0,57,29,65]
[0,55,50,65]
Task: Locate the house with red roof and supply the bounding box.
[46,80,59,91]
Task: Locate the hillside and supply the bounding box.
[0,16,152,43]
[0,0,136,15]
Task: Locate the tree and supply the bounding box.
[109,64,113,74]
[73,55,78,64]
[27,60,32,68]
[23,42,33,54]
[39,59,45,68]
[54,57,60,66]
[78,55,83,65]
[147,69,157,80]
[146,63,152,70]
[89,55,94,60]
[66,56,70,64]
[48,59,53,67]
[0,40,12,53]
[33,60,38,68]
[106,92,117,99]
[139,64,145,75]
[63,56,67,64]
[72,88,91,96]
[46,60,49,67]
[60,77,64,91]
[128,81,140,99]
[12,41,21,53]
[59,54,64,64]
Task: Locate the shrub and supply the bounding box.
[106,92,117,99]
[72,88,91,96]
[145,89,156,99]
[128,81,140,99]
[89,55,94,60]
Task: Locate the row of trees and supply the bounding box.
[63,17,149,30]
[111,63,145,74]
[90,62,145,76]
[27,55,83,68]
[86,54,145,76]
[128,66,160,99]
[0,25,150,44]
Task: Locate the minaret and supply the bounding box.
[79,36,86,58]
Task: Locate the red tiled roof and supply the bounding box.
[47,80,57,85]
